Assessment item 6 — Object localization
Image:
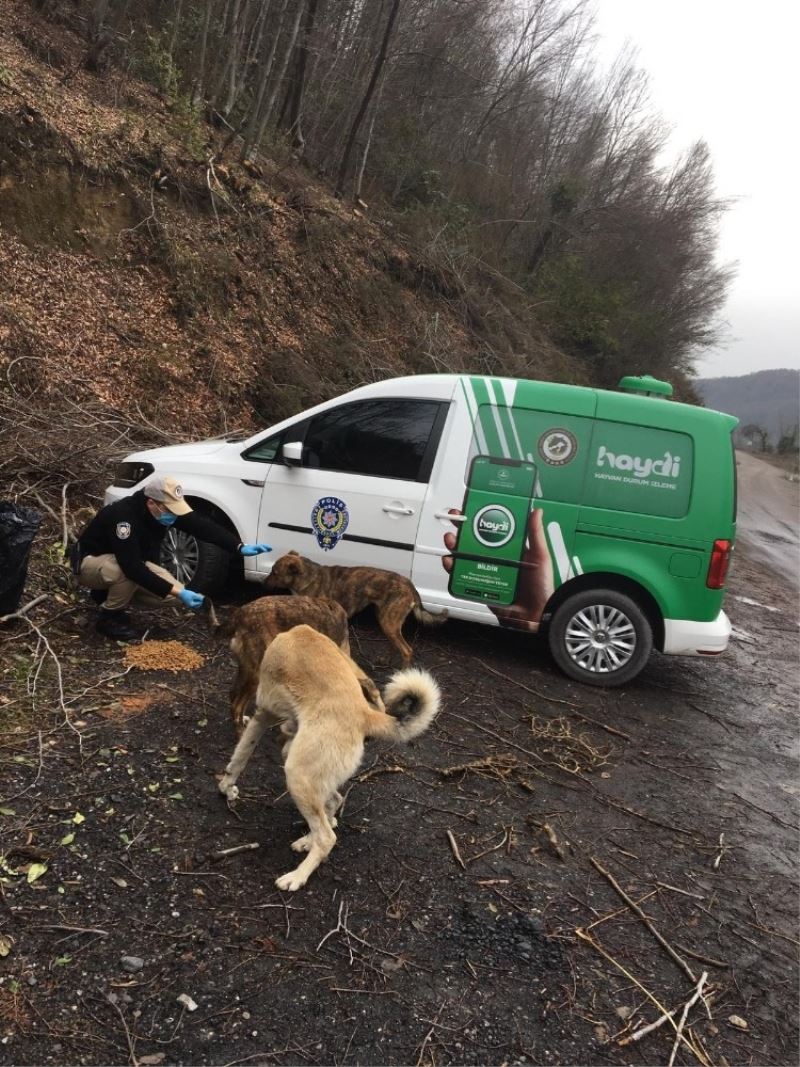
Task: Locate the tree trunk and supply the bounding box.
[241,0,291,160]
[192,0,215,107]
[247,0,305,160]
[85,0,112,73]
[283,0,319,151]
[335,0,401,199]
[355,69,386,200]
[168,0,185,62]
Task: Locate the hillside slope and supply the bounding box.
[0,0,586,504]
[696,369,799,445]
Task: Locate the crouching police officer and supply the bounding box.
[72,475,271,641]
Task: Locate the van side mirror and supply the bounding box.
[283,441,303,467]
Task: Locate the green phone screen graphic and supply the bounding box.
[448,455,537,606]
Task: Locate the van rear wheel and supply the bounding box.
[548,589,652,687]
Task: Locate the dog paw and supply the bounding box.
[219,780,239,801]
[275,870,307,892]
[291,834,312,852]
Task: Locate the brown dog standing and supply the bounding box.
[206,595,382,733]
[266,551,446,665]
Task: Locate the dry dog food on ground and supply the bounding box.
[124,640,205,672]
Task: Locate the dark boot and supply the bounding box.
[96,609,137,642]
[89,588,108,605]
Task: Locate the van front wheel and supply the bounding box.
[548,589,652,687]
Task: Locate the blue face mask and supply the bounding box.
[157,512,177,527]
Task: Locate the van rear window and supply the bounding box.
[582,421,693,518]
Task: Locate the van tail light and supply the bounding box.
[707,539,732,589]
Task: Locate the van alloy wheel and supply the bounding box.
[564,603,637,674]
[159,528,230,593]
[160,528,200,585]
[548,588,653,687]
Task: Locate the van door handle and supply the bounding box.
[434,511,467,522]
[382,505,415,516]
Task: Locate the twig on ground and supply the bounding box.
[316,898,405,962]
[531,820,569,861]
[656,881,705,900]
[106,994,139,1067]
[618,1002,681,1046]
[209,842,260,862]
[712,832,729,869]
[446,829,466,869]
[675,944,729,968]
[60,481,71,548]
[570,710,631,741]
[0,594,49,625]
[476,659,582,707]
[415,999,446,1067]
[589,856,697,983]
[466,827,510,865]
[668,972,710,1067]
[575,928,710,1065]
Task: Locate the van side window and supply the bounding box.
[583,421,694,518]
[304,399,443,481]
[243,432,283,463]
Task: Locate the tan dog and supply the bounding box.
[217,624,441,891]
[266,551,446,665]
[205,595,382,734]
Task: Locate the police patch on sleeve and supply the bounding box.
[311,497,349,551]
[115,522,132,540]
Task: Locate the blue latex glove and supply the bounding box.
[239,543,272,556]
[178,588,205,610]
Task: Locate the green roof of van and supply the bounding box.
[455,374,739,432]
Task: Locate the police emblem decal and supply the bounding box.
[538,428,578,466]
[116,522,132,540]
[311,497,349,551]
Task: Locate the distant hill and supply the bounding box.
[695,369,800,447]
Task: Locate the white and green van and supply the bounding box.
[106,373,738,686]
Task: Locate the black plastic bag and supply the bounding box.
[0,503,42,616]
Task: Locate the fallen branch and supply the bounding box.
[590,856,696,983]
[476,659,582,707]
[0,594,49,626]
[575,928,710,1066]
[618,1002,681,1046]
[668,971,710,1067]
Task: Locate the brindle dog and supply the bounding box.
[266,551,446,666]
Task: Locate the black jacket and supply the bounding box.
[77,490,240,599]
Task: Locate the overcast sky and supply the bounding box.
[589,0,800,381]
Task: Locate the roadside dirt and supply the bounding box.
[734,451,799,590]
[1,464,798,1066]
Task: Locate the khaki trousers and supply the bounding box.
[78,554,180,612]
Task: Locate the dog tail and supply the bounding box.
[367,668,441,742]
[202,598,235,639]
[412,604,448,626]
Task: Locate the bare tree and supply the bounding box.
[336,0,402,198]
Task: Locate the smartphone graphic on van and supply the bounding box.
[448,455,538,606]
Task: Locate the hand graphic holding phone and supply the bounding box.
[442,507,555,632]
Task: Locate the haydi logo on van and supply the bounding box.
[596,445,681,481]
